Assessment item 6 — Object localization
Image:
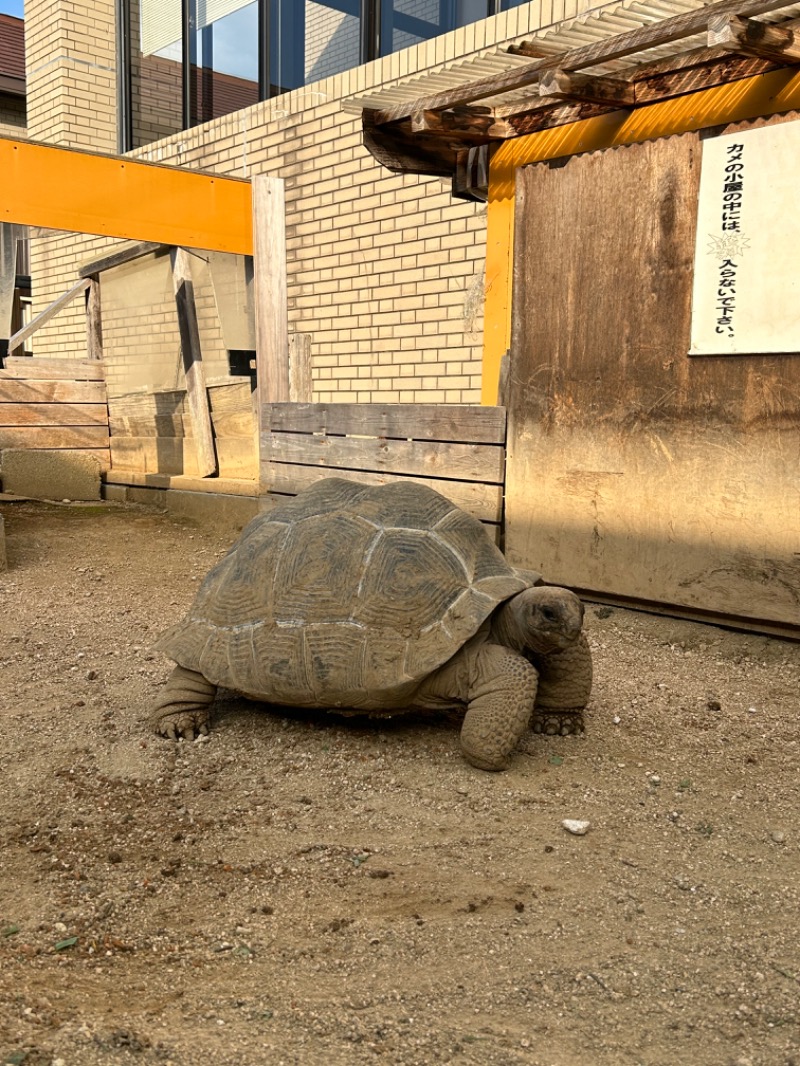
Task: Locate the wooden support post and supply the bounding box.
[85,278,103,362]
[252,174,289,491]
[252,175,290,411]
[707,13,800,63]
[170,246,217,478]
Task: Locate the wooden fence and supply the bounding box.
[261,402,508,535]
[0,356,110,465]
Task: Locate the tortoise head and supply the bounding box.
[491,586,584,655]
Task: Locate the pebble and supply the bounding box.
[562,819,591,836]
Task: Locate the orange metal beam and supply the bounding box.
[0,136,253,255]
[482,66,800,403]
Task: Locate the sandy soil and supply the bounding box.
[0,497,798,1066]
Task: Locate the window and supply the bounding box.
[120,0,530,148]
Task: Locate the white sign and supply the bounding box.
[689,121,800,355]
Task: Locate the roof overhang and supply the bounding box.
[348,0,800,199]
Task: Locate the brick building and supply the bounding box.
[23,0,632,407]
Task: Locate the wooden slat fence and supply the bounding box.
[262,402,508,533]
[0,356,110,465]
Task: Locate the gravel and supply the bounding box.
[0,497,798,1066]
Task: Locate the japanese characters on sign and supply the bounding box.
[689,122,800,356]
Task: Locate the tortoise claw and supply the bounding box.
[531,710,586,736]
[154,710,212,741]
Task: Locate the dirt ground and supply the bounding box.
[0,497,798,1066]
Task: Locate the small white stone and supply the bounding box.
[612,715,621,724]
[562,819,591,836]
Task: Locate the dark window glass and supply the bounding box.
[191,4,259,125]
[380,1,489,54]
[271,0,361,95]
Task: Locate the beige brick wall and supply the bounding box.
[25,0,599,404]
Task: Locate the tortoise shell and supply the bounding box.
[155,478,540,710]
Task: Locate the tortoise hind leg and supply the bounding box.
[526,632,593,736]
[152,665,217,740]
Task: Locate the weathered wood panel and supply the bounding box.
[266,463,503,523]
[0,379,106,404]
[0,358,104,381]
[0,426,110,450]
[110,435,255,478]
[0,403,108,427]
[267,431,505,484]
[506,128,800,630]
[266,402,507,443]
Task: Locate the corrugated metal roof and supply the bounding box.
[344,0,800,114]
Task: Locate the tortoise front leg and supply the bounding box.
[152,665,217,740]
[526,632,593,736]
[458,645,539,771]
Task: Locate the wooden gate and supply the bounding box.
[504,127,800,634]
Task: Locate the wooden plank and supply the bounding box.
[216,438,258,479]
[266,403,507,444]
[253,175,290,409]
[0,357,104,381]
[288,334,313,403]
[266,431,505,484]
[263,463,503,524]
[79,241,166,279]
[708,13,800,61]
[7,279,91,354]
[110,435,255,478]
[170,247,217,477]
[0,426,110,449]
[374,0,797,122]
[207,380,256,437]
[0,403,109,427]
[85,278,103,361]
[0,379,106,404]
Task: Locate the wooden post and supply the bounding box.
[170,246,217,478]
[252,174,290,493]
[85,277,103,361]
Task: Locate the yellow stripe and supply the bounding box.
[482,67,800,403]
[0,137,253,255]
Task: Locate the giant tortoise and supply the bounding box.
[152,478,593,770]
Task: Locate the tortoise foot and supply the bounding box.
[153,709,211,741]
[531,710,585,736]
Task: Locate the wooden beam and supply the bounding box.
[1,137,252,254]
[7,278,90,354]
[708,13,800,62]
[170,247,217,478]
[538,68,635,107]
[409,108,513,140]
[373,0,797,123]
[85,279,103,362]
[79,241,166,279]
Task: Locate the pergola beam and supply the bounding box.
[373,0,798,123]
[708,13,800,61]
